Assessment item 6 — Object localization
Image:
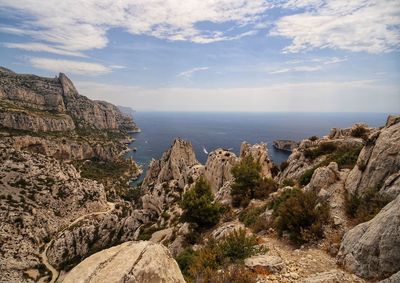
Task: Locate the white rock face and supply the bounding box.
[337,194,400,280]
[308,162,340,192]
[62,241,185,283]
[240,142,273,178]
[345,116,400,198]
[142,138,199,189]
[204,148,238,194]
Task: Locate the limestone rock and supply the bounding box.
[302,269,355,283]
[308,162,340,192]
[210,221,246,240]
[345,116,400,199]
[62,241,185,283]
[204,148,238,194]
[0,145,108,282]
[240,142,273,177]
[280,130,365,182]
[245,254,284,273]
[142,138,199,189]
[0,111,75,132]
[0,67,137,132]
[337,194,400,280]
[273,140,299,152]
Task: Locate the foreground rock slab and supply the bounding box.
[337,194,400,280]
[62,241,185,283]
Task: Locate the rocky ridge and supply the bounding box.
[0,68,138,132]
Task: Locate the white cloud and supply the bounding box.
[28,57,111,75]
[75,79,400,112]
[269,56,346,74]
[178,67,209,78]
[271,0,400,53]
[0,0,270,53]
[269,65,321,74]
[2,42,86,57]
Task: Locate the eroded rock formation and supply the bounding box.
[62,241,185,283]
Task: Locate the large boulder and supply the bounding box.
[62,241,185,283]
[337,194,400,280]
[346,115,400,199]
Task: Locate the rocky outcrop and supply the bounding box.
[280,132,364,182]
[62,241,185,283]
[306,162,349,227]
[47,210,152,270]
[0,68,138,132]
[142,138,200,190]
[240,142,273,177]
[337,194,400,280]
[0,144,108,282]
[8,135,128,161]
[204,148,238,194]
[345,115,400,198]
[273,140,299,152]
[0,110,75,132]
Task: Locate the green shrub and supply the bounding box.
[330,145,362,169]
[304,142,337,160]
[178,229,264,281]
[272,188,330,244]
[345,187,390,224]
[350,125,368,140]
[176,248,197,277]
[231,156,277,207]
[231,156,262,207]
[299,168,315,186]
[181,177,222,229]
[309,135,319,141]
[239,205,265,228]
[299,144,362,186]
[253,178,278,199]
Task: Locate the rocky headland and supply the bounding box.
[1,68,399,283]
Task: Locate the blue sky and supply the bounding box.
[0,0,399,112]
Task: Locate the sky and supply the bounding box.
[0,0,399,112]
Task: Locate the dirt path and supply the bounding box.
[256,234,367,282]
[38,202,115,283]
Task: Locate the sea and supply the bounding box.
[126,112,389,180]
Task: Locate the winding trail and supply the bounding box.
[39,202,115,283]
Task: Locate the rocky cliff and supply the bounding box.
[0,143,109,282]
[345,115,400,200]
[0,67,138,132]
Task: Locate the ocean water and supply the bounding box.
[126,112,389,178]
